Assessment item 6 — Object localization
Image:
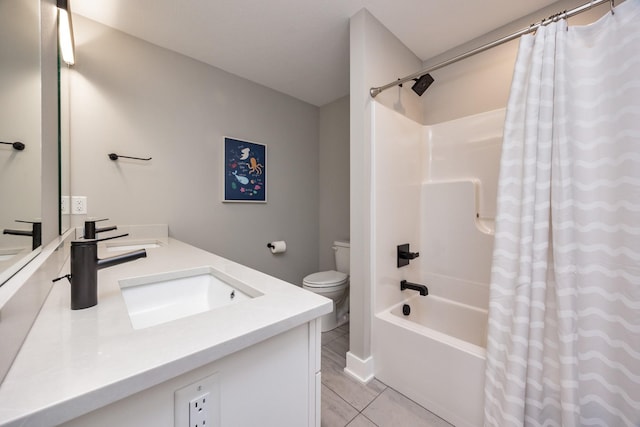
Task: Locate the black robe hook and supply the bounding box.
[1,141,25,150]
[108,153,152,161]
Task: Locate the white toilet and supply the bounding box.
[303,240,350,332]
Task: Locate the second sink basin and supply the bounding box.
[119,266,262,329]
[105,239,163,252]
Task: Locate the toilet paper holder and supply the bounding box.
[267,240,287,254]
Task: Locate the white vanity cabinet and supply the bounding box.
[60,320,322,427]
[0,234,330,427]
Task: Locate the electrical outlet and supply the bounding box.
[189,393,210,427]
[175,372,219,427]
[71,196,87,215]
[60,196,70,214]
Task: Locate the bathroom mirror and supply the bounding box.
[0,0,43,286]
[59,59,71,235]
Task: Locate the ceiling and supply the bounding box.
[72,0,559,107]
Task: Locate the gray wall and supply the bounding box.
[318,96,350,271]
[349,8,424,372]
[421,0,615,124]
[0,0,59,385]
[0,0,45,248]
[40,0,59,245]
[70,16,321,285]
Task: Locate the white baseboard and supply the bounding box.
[344,351,374,383]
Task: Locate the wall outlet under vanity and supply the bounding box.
[175,372,220,427]
[189,393,209,427]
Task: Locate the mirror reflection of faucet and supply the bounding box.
[84,218,117,239]
[53,233,147,310]
[3,220,42,250]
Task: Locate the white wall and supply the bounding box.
[371,103,424,313]
[372,105,501,315]
[70,16,321,285]
[418,109,504,310]
[318,96,350,271]
[348,8,424,380]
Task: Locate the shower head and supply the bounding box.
[411,74,434,96]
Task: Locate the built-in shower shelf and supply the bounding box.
[476,217,495,235]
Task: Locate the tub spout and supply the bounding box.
[400,280,428,296]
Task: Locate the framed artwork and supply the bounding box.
[223,137,267,203]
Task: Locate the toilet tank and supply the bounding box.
[333,240,350,274]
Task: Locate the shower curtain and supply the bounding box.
[484,1,640,426]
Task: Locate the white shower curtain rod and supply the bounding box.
[369,0,613,98]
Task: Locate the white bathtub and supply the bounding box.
[374,294,487,427]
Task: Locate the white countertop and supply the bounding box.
[0,237,331,427]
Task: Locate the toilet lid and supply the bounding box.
[303,270,348,287]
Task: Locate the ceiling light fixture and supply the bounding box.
[57,0,75,65]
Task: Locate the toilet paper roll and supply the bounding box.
[269,240,287,254]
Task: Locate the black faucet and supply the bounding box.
[400,280,428,296]
[3,220,42,250]
[56,233,147,310]
[397,243,420,268]
[84,218,117,239]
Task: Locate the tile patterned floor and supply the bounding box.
[320,325,454,427]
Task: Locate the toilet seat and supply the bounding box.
[303,270,348,288]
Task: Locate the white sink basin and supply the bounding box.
[119,266,262,329]
[106,240,163,252]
